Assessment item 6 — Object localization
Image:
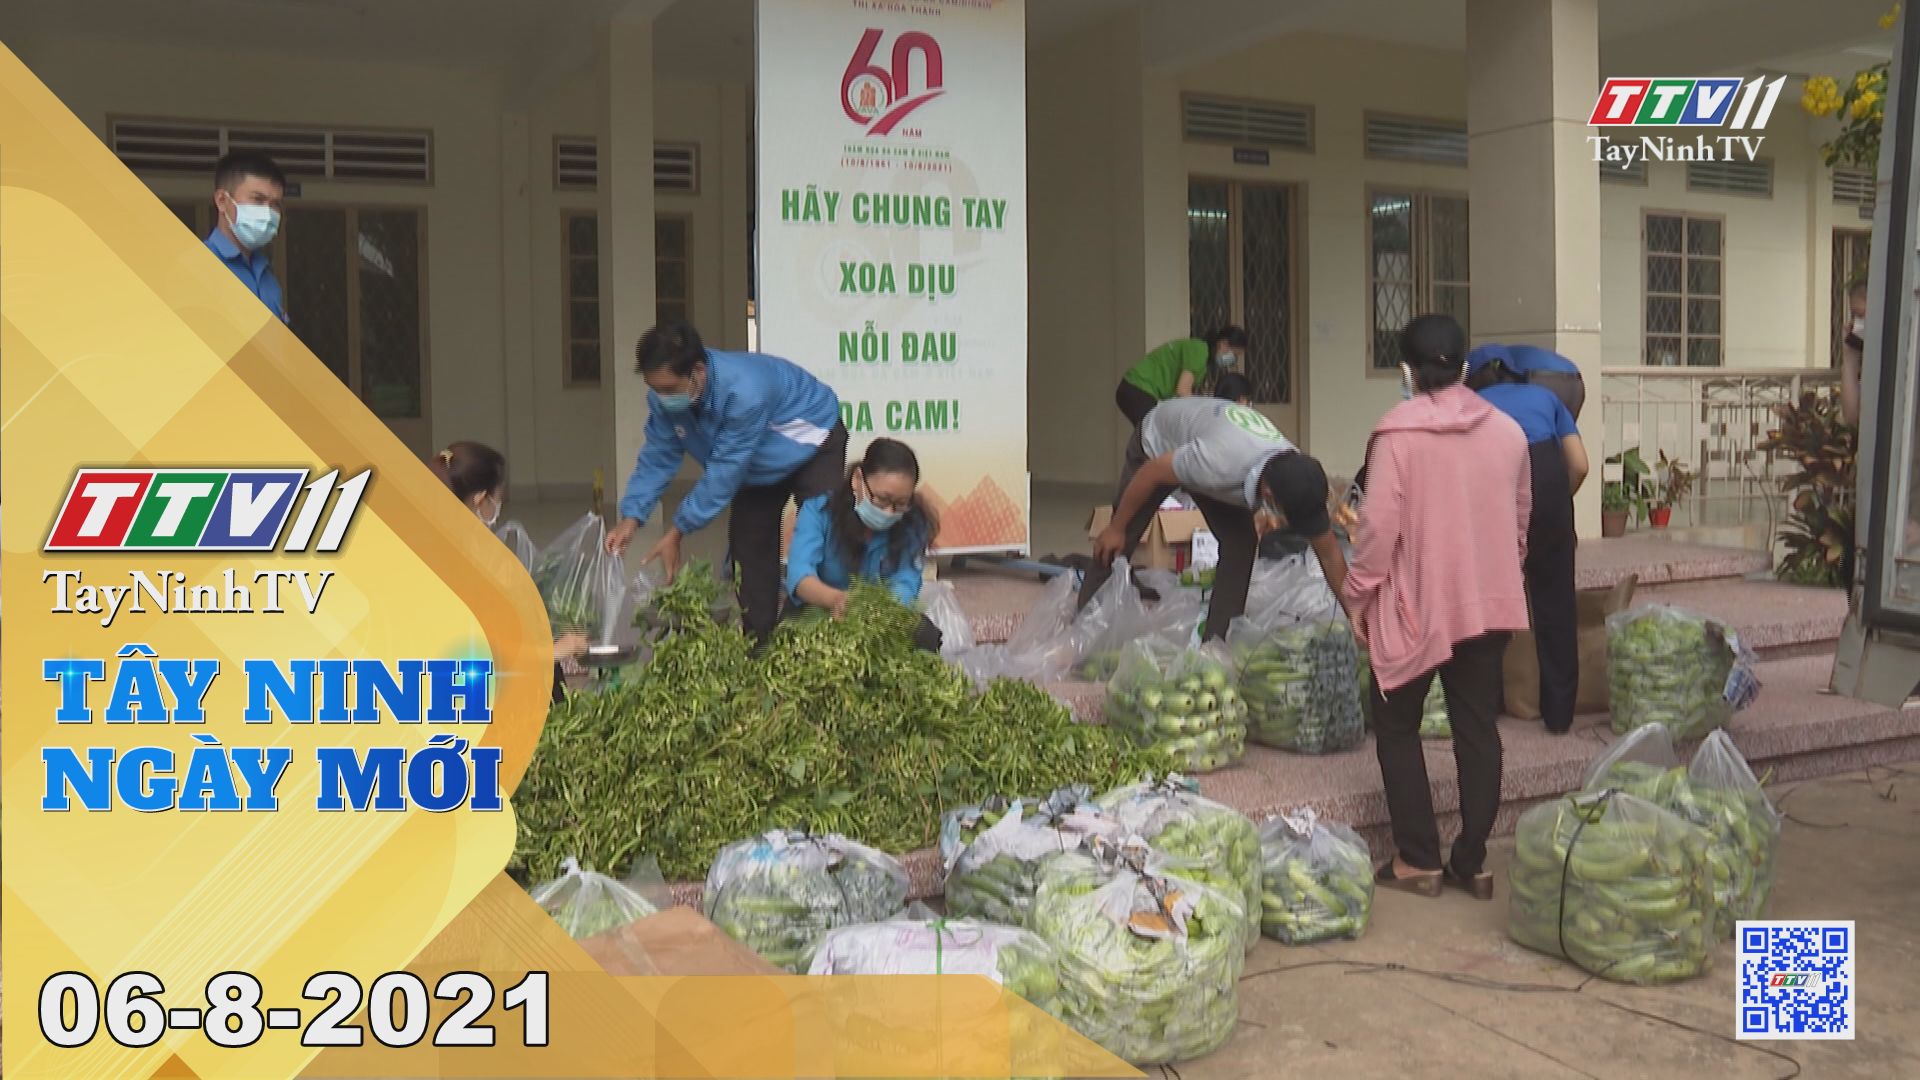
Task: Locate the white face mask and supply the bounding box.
[478,496,502,529]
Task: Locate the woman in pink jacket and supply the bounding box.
[1343,314,1533,901]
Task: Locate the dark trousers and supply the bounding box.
[1526,439,1579,732]
[1115,380,1159,428]
[1374,632,1509,877]
[730,422,849,642]
[1077,429,1258,641]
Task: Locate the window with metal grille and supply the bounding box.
[1367,190,1470,370]
[113,117,432,184]
[1685,158,1773,198]
[559,211,692,387]
[1832,228,1872,368]
[1644,212,1723,366]
[551,137,700,193]
[1187,179,1300,405]
[1364,114,1467,167]
[1181,94,1313,151]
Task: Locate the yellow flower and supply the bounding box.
[1803,76,1844,116]
[1856,71,1877,92]
[1854,90,1882,120]
[1881,2,1902,30]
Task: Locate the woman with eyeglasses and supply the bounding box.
[784,438,944,651]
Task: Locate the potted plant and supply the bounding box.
[1650,453,1694,529]
[1601,482,1633,538]
[1758,390,1858,587]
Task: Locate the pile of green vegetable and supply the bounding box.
[1607,606,1742,739]
[1031,840,1248,1065]
[1583,727,1779,938]
[941,787,1114,928]
[1104,641,1247,773]
[1257,813,1373,944]
[1097,776,1262,947]
[808,917,1063,1016]
[1230,619,1365,754]
[701,830,908,972]
[1508,790,1715,985]
[512,572,1172,882]
[632,557,736,639]
[527,856,663,940]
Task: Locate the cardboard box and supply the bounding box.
[579,905,785,976]
[1087,505,1209,571]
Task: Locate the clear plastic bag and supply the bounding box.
[940,787,1118,928]
[702,830,909,973]
[528,855,668,940]
[808,917,1063,1015]
[1227,557,1364,755]
[1508,790,1715,985]
[1095,776,1262,948]
[1243,550,1342,626]
[495,520,536,572]
[1104,638,1246,773]
[1075,563,1205,682]
[1581,724,1686,800]
[1030,837,1248,1065]
[952,570,1083,686]
[531,512,629,643]
[1680,731,1780,937]
[1419,679,1451,739]
[1607,605,1759,739]
[919,578,975,657]
[1257,810,1374,944]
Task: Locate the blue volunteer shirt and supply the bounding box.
[205,229,288,323]
[1478,383,1578,445]
[784,494,926,607]
[1468,343,1579,378]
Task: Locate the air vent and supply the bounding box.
[1833,166,1876,208]
[1365,114,1467,167]
[1686,158,1773,198]
[1595,140,1648,184]
[111,117,431,184]
[1182,94,1313,151]
[655,142,699,193]
[556,136,597,190]
[551,138,700,193]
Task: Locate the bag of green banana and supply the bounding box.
[1226,614,1366,755]
[809,916,1064,1014]
[1257,810,1374,944]
[940,787,1117,928]
[1583,730,1779,939]
[1031,835,1248,1066]
[1104,637,1247,773]
[1508,791,1716,985]
[702,829,909,973]
[1097,775,1263,951]
[527,855,667,940]
[1607,605,1757,740]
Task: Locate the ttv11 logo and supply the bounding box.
[45,468,371,552]
[842,28,945,136]
[1588,76,1785,128]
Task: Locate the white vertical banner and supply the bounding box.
[756,0,1028,554]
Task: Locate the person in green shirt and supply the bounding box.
[1115,325,1248,429]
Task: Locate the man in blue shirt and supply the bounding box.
[1466,349,1590,734]
[205,152,288,324]
[1467,343,1584,422]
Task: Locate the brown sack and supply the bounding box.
[1504,575,1638,719]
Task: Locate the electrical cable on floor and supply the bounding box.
[1239,958,1803,1078]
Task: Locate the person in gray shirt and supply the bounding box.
[1084,396,1348,640]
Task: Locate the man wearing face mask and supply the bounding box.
[608,321,845,644]
[205,152,288,324]
[1113,326,1249,431]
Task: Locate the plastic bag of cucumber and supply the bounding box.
[939,785,1121,928]
[1508,789,1717,985]
[1582,726,1781,938]
[1228,552,1366,755]
[1257,810,1374,944]
[702,830,908,973]
[1097,775,1263,950]
[1104,636,1247,773]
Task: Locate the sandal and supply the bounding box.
[1443,864,1495,901]
[1375,861,1442,898]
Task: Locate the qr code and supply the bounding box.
[1737,921,1855,1040]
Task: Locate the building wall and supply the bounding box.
[17,35,748,496]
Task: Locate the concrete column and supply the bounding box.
[499,108,540,500]
[1466,0,1604,536]
[598,16,658,520]
[718,81,753,353]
